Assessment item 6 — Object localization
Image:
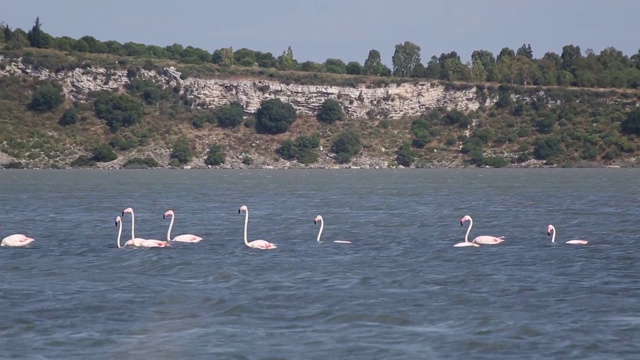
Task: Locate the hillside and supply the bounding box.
[1,47,640,169]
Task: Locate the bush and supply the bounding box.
[256,98,297,134]
[482,156,508,168]
[534,136,565,161]
[108,135,135,151]
[29,83,64,112]
[461,137,483,154]
[58,107,78,126]
[331,130,362,164]
[621,108,640,136]
[170,137,193,164]
[242,156,254,166]
[276,135,320,164]
[123,157,159,169]
[396,142,415,167]
[316,98,344,124]
[3,161,24,169]
[70,155,96,168]
[216,102,244,128]
[91,144,118,162]
[94,93,144,132]
[204,144,225,166]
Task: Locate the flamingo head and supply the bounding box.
[115,216,121,226]
[238,205,248,214]
[314,215,323,224]
[460,215,471,226]
[547,224,554,236]
[163,210,174,219]
[122,207,133,216]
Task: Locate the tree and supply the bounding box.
[27,16,46,48]
[621,108,640,136]
[363,49,384,76]
[324,58,347,74]
[392,41,421,77]
[170,137,193,165]
[424,56,442,79]
[94,93,144,132]
[277,46,296,70]
[234,48,256,67]
[91,144,117,162]
[395,142,415,167]
[345,61,362,75]
[215,102,244,128]
[561,44,582,72]
[516,43,533,59]
[204,144,225,166]
[255,98,297,134]
[1,23,11,43]
[29,83,64,112]
[316,99,344,123]
[58,107,78,126]
[472,50,496,81]
[212,47,234,66]
[331,130,362,164]
[276,135,320,164]
[534,135,565,162]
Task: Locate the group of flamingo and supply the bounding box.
[0,208,587,249]
[454,215,588,247]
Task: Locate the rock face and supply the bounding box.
[0,56,488,119]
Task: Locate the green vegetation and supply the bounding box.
[123,157,159,169]
[1,17,640,168]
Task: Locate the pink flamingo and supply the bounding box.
[547,224,588,245]
[163,210,203,243]
[238,205,277,250]
[314,215,352,244]
[1,228,35,247]
[460,215,505,245]
[121,208,170,248]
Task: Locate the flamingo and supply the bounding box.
[314,215,352,244]
[547,224,588,245]
[163,210,203,243]
[1,230,35,247]
[121,208,170,248]
[460,215,504,245]
[238,205,277,250]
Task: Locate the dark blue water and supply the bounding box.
[0,169,639,359]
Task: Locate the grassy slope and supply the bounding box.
[1,47,640,168]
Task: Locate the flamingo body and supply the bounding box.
[1,234,35,247]
[314,215,352,244]
[163,210,203,243]
[459,215,504,246]
[238,205,277,250]
[547,225,588,245]
[121,208,171,248]
[453,241,480,247]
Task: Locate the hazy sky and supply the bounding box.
[2,0,638,65]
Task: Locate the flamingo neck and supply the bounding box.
[465,218,473,243]
[550,227,556,243]
[243,210,250,247]
[316,219,324,242]
[166,215,174,241]
[130,211,136,240]
[117,221,122,248]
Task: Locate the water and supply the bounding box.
[0,169,639,359]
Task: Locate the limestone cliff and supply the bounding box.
[0,55,489,119]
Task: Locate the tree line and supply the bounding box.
[2,17,640,90]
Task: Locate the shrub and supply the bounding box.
[482,156,508,168]
[170,137,193,164]
[331,130,362,164]
[534,135,565,161]
[621,108,640,136]
[91,144,118,162]
[58,107,78,126]
[316,98,344,124]
[204,144,225,166]
[70,155,96,168]
[94,93,144,132]
[123,157,159,169]
[108,135,135,151]
[461,137,483,154]
[276,134,320,164]
[256,98,297,134]
[216,102,244,128]
[396,142,415,167]
[242,156,254,166]
[29,83,64,112]
[3,161,24,169]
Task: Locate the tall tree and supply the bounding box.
[424,56,442,79]
[392,41,421,77]
[561,44,582,71]
[277,46,296,70]
[497,47,515,62]
[516,43,533,59]
[471,50,496,81]
[27,16,45,48]
[363,49,383,76]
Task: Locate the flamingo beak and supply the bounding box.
[163,214,166,219]
[460,221,463,226]
[238,209,241,214]
[547,231,551,236]
[314,220,317,225]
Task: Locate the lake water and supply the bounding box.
[0,169,639,359]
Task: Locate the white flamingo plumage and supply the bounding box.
[459,215,505,246]
[1,232,35,247]
[238,205,277,250]
[547,224,588,245]
[121,208,170,248]
[163,210,203,243]
[314,215,352,244]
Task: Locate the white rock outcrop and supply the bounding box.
[0,56,488,119]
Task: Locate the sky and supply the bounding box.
[2,0,639,66]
